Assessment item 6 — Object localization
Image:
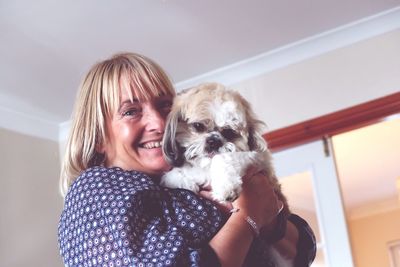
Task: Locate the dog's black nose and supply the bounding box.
[206,136,223,152]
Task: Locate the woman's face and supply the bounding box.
[102,88,173,176]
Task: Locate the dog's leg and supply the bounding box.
[209,151,265,202]
[161,166,210,193]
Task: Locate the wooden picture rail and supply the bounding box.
[264,91,400,152]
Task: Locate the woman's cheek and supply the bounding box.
[121,125,136,142]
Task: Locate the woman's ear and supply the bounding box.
[162,108,185,167]
[88,142,107,167]
[92,134,108,166]
[95,141,105,154]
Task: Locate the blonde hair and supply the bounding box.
[60,52,176,197]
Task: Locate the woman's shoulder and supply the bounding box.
[60,166,165,230]
[65,166,160,207]
[58,167,165,266]
[67,166,156,196]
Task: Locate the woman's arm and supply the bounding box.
[208,171,286,267]
[207,171,316,267]
[58,168,225,267]
[208,210,256,267]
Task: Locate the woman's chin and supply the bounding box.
[135,147,169,173]
[139,146,164,157]
[143,156,170,172]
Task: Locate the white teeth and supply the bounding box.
[142,141,162,149]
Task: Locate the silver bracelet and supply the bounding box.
[229,207,240,213]
[245,216,260,237]
[230,207,260,238]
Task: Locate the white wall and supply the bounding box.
[232,29,400,131]
[0,128,63,267]
[57,30,400,155]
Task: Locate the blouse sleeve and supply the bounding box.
[246,213,317,267]
[289,214,317,267]
[58,167,223,267]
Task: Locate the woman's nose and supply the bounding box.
[143,107,165,133]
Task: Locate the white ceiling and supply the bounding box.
[1,1,400,218]
[1,0,400,126]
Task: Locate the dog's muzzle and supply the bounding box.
[205,134,223,153]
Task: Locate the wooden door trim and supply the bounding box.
[264,92,400,152]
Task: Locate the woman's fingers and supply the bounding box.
[198,171,284,223]
[199,189,233,214]
[234,171,282,228]
[242,165,262,182]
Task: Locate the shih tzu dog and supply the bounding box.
[161,82,288,206]
[160,83,292,266]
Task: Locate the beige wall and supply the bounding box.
[348,208,400,267]
[0,128,64,267]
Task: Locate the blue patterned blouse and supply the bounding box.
[58,166,316,267]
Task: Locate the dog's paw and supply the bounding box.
[209,154,243,202]
[211,184,242,202]
[161,168,200,192]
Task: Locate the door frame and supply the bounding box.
[264,91,400,151]
[273,139,354,267]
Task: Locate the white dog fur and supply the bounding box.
[161,83,292,267]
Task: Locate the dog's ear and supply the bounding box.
[248,121,267,152]
[162,107,185,167]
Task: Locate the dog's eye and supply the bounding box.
[221,128,239,140]
[192,122,206,133]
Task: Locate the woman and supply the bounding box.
[58,52,316,267]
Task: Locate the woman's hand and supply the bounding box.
[239,171,299,259]
[199,171,283,229]
[234,171,283,229]
[205,170,287,267]
[198,185,233,214]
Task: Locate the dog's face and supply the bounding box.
[163,83,267,166]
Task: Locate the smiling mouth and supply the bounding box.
[139,141,162,149]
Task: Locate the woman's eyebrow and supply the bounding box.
[118,99,139,112]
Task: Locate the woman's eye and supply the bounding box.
[221,128,238,140]
[192,122,206,132]
[159,100,173,112]
[122,108,140,117]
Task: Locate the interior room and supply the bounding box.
[1,1,399,266]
